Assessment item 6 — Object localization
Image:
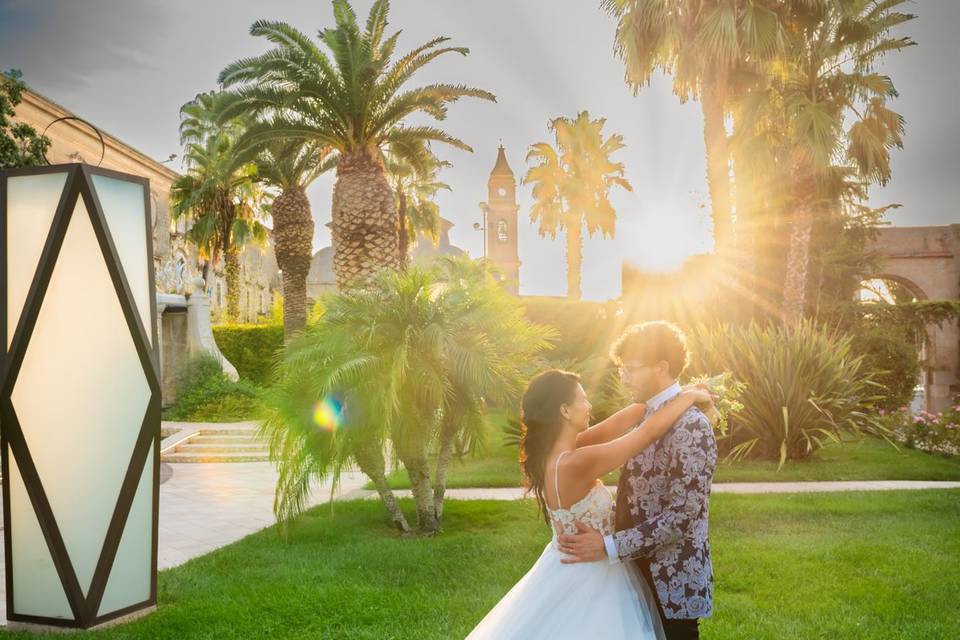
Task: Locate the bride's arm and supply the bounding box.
[566,390,712,482]
[575,403,647,448]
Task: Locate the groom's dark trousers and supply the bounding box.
[616,478,700,640]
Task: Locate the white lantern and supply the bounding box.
[0,163,160,630]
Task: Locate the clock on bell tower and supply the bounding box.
[479,145,521,294]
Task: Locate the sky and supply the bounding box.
[1,0,956,300]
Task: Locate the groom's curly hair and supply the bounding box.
[611,321,690,378]
[519,369,581,524]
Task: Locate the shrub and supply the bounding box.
[164,353,265,422]
[687,321,887,467]
[520,297,622,363]
[878,402,960,456]
[212,323,285,386]
[849,323,920,411]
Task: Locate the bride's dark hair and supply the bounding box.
[519,369,581,523]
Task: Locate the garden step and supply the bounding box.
[174,443,268,454]
[189,435,262,445]
[161,451,271,463]
[196,427,261,437]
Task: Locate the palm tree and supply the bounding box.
[260,258,553,534]
[171,93,269,321]
[216,0,495,290]
[240,138,336,338]
[602,0,784,259]
[385,140,450,266]
[749,0,915,323]
[524,111,632,300]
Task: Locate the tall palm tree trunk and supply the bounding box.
[397,189,410,270]
[565,221,583,301]
[224,244,242,321]
[331,150,400,290]
[782,204,814,325]
[702,85,733,260]
[273,186,314,339]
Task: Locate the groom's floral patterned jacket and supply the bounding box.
[603,382,718,619]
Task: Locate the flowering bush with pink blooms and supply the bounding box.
[878,401,960,456]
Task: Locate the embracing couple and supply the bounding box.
[467,321,717,640]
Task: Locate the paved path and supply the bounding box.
[343,480,960,501]
[0,461,368,626]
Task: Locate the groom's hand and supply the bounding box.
[557,522,606,564]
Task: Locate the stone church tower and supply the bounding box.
[481,145,521,294]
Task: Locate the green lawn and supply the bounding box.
[3,491,957,639]
[375,416,960,490]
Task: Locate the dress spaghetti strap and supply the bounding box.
[553,451,569,511]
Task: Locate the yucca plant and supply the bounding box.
[260,257,554,535]
[688,320,889,468]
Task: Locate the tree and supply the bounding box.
[385,140,450,266]
[241,138,335,338]
[170,92,269,321]
[524,111,632,300]
[260,257,553,534]
[749,0,915,323]
[603,0,784,260]
[216,0,495,291]
[1,69,50,168]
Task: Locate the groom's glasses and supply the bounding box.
[617,363,650,378]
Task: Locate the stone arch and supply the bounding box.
[869,225,960,412]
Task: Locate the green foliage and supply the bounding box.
[0,69,51,168]
[520,297,621,363]
[216,2,495,165]
[688,321,888,467]
[164,353,265,422]
[261,257,554,530]
[849,323,920,411]
[212,323,285,386]
[879,402,960,457]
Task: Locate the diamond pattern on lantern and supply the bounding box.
[9,194,152,597]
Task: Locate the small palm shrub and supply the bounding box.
[261,258,554,535]
[688,321,887,467]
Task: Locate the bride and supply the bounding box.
[466,369,712,640]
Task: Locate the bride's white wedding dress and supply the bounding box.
[465,453,665,639]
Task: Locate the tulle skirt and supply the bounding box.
[466,539,666,639]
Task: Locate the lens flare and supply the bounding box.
[313,396,344,432]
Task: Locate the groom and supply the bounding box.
[558,321,717,640]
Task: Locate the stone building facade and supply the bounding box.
[13,88,281,324]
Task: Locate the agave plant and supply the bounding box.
[688,320,889,468]
[260,257,554,535]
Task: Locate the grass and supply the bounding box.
[373,413,960,490]
[3,491,957,639]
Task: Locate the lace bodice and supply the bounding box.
[546,452,616,538]
[547,481,616,537]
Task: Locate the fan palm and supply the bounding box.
[171,92,269,321]
[216,0,495,290]
[603,0,785,259]
[260,258,553,534]
[524,111,632,300]
[744,0,915,323]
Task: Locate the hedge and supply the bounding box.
[212,323,284,386]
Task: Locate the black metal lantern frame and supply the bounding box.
[0,163,160,629]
